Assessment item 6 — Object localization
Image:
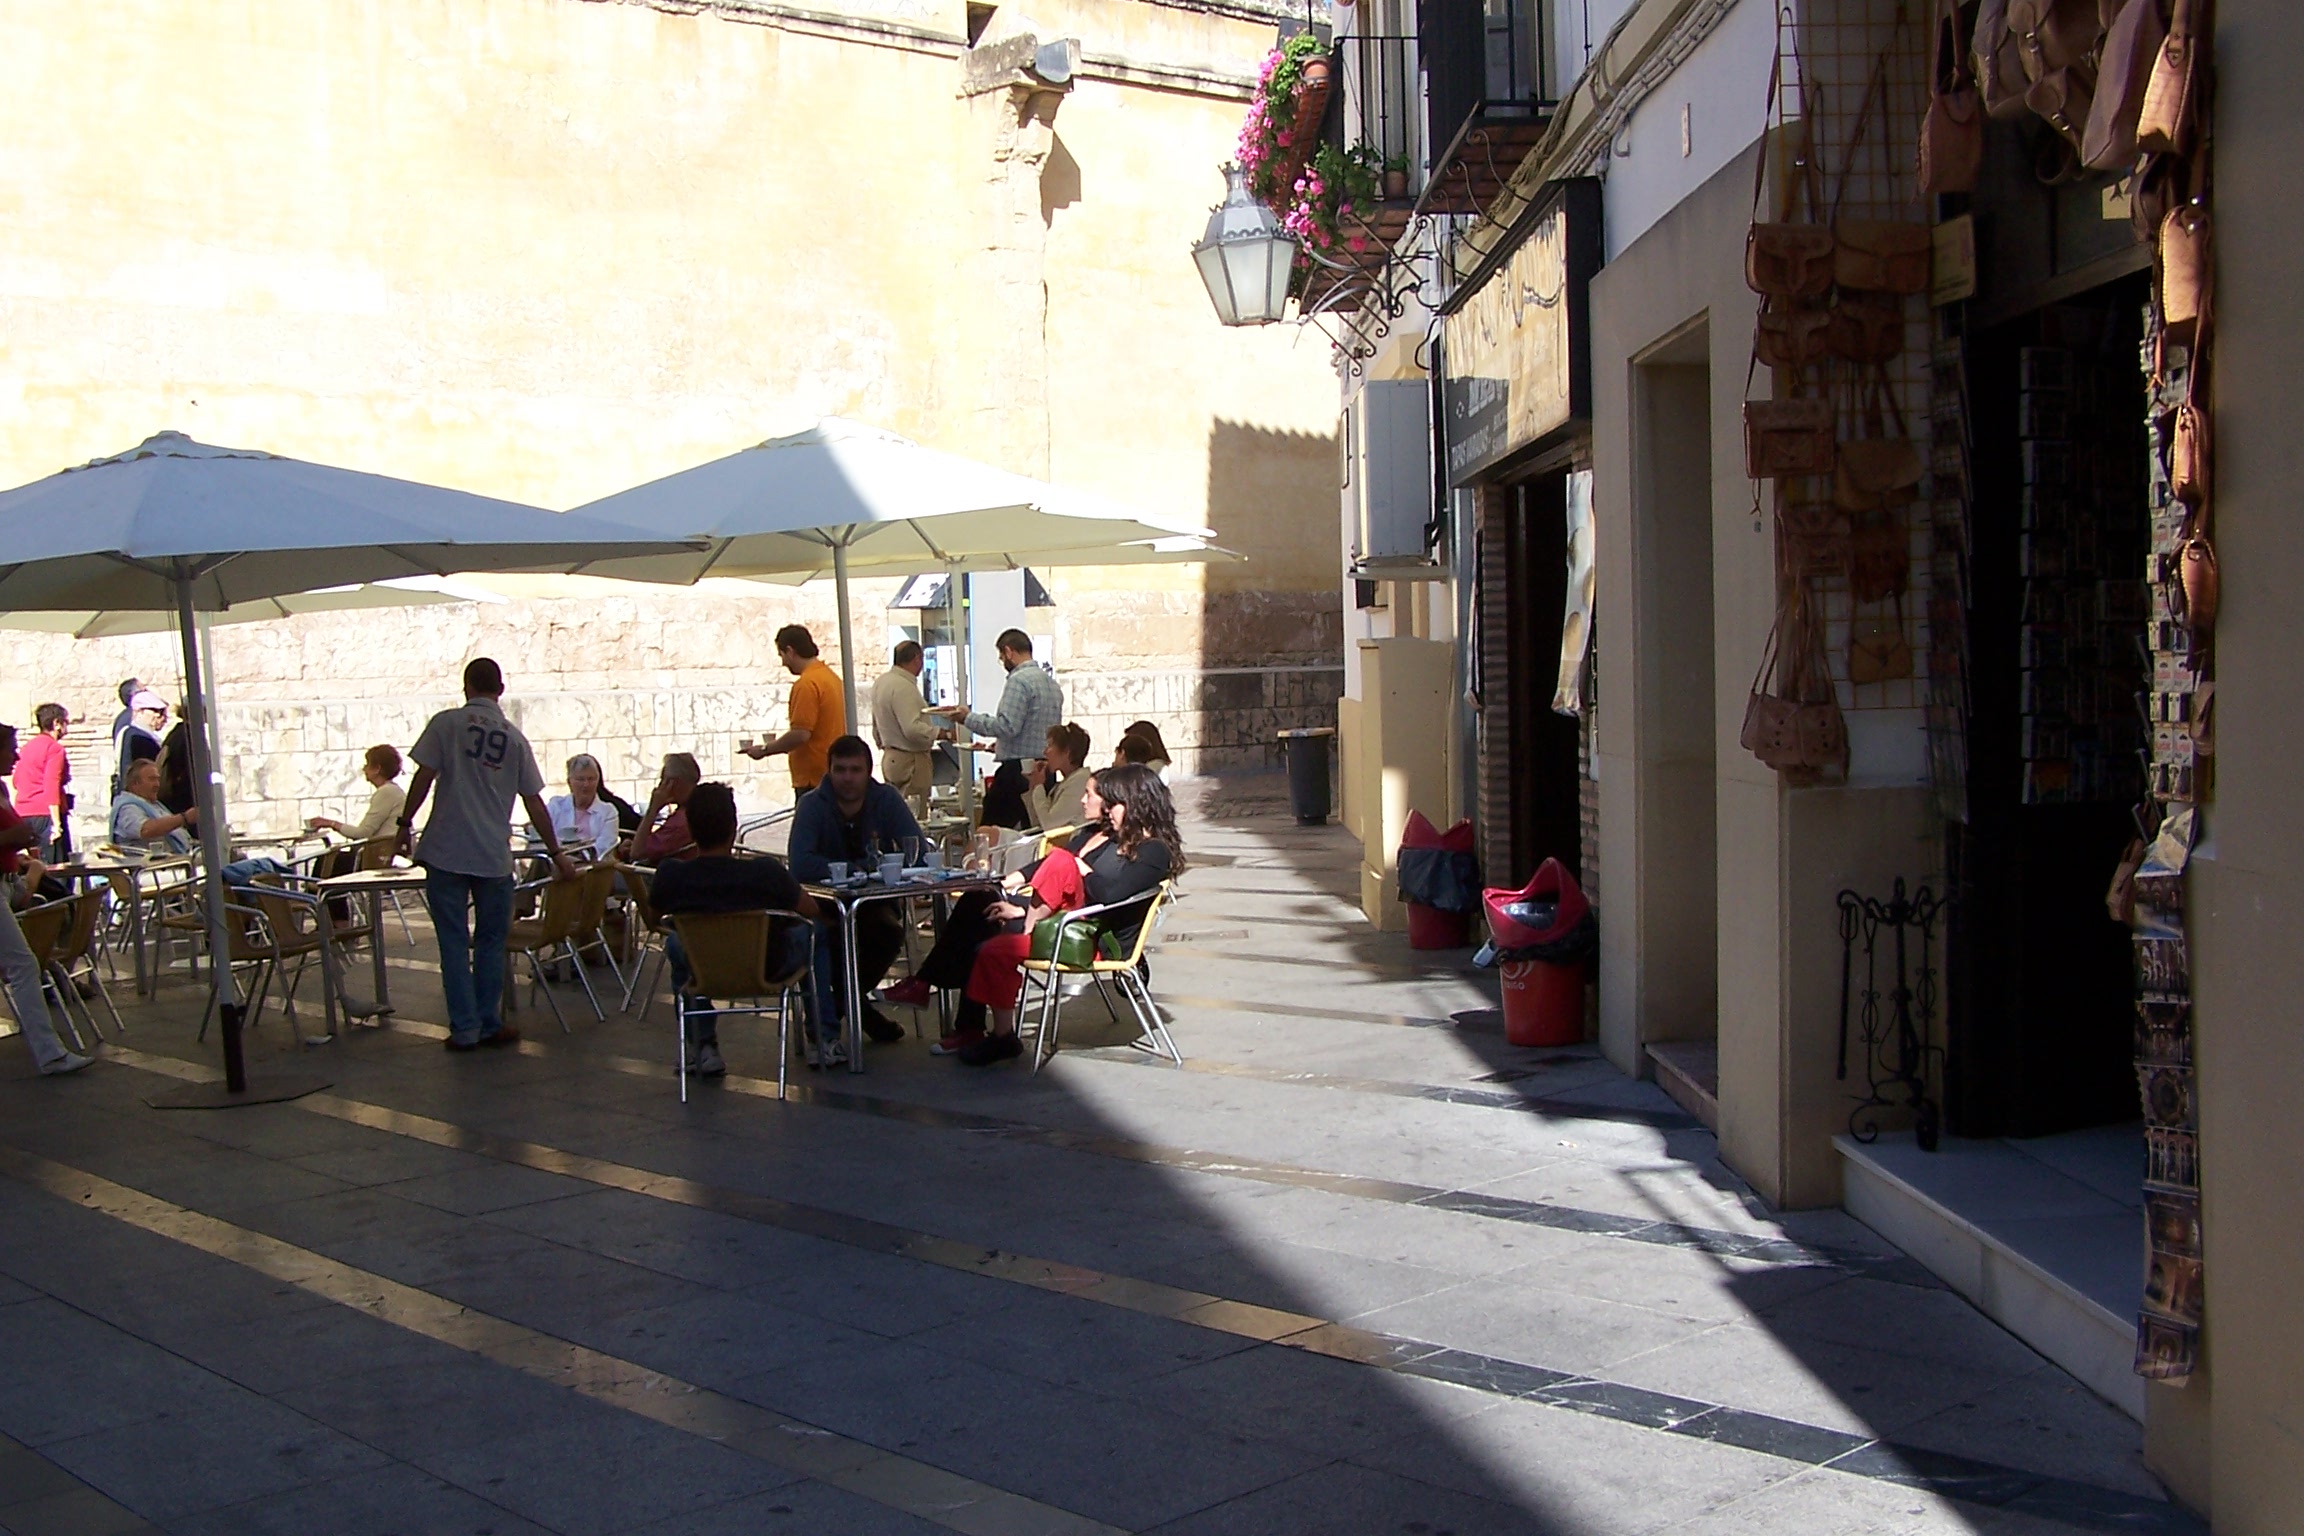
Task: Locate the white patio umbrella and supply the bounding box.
[570,417,1217,722]
[0,574,503,639]
[0,431,702,1105]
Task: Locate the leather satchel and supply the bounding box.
[2083,0,2166,170]
[1745,397,1836,479]
[1973,0,2036,120]
[1741,583,1847,781]
[1828,291,1906,364]
[2009,0,2110,77]
[2171,401,2209,506]
[1848,606,1915,685]
[1756,300,1834,370]
[1849,511,1912,603]
[2137,0,2197,154]
[1779,500,1852,580]
[2159,203,2210,337]
[1835,438,1925,511]
[1747,223,1838,300]
[1920,0,1984,194]
[2026,66,2096,156]
[2177,534,2219,633]
[1834,221,1932,294]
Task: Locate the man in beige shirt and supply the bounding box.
[871,640,941,817]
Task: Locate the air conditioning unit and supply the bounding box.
[1344,380,1440,579]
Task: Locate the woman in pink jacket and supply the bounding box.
[10,704,71,858]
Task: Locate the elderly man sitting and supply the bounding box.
[628,752,703,865]
[109,759,287,886]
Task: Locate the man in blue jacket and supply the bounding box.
[786,735,922,1044]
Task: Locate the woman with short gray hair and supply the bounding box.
[546,753,622,861]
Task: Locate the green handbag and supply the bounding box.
[1029,913,1114,968]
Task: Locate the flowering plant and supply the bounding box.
[1237,32,1326,207]
[1282,141,1385,256]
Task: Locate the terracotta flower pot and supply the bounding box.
[1382,169,1409,199]
[1302,56,1331,90]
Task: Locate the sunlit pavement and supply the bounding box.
[0,778,2194,1536]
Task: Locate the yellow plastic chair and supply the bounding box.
[664,910,815,1104]
[1017,880,1178,1072]
[566,862,626,1004]
[13,898,90,1054]
[49,887,123,1042]
[507,870,594,1031]
[618,863,672,1020]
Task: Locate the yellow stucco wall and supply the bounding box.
[0,0,1345,819]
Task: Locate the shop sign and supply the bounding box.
[1442,179,1599,485]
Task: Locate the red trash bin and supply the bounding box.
[1484,859,1591,1047]
[1399,811,1477,949]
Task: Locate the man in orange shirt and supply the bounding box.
[741,625,846,794]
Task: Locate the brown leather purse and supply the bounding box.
[2171,401,2209,507]
[1828,291,1906,365]
[2009,0,2110,77]
[2159,203,2210,338]
[2137,0,2199,154]
[1849,595,1915,685]
[1973,0,2036,120]
[1748,225,1838,300]
[1746,397,1836,479]
[1741,580,1847,781]
[1849,511,1913,603]
[2083,0,2167,170]
[1756,300,1834,370]
[2177,534,2219,633]
[1920,0,1985,194]
[1779,500,1852,580]
[1835,221,1933,295]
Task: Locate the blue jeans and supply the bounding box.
[221,856,289,888]
[424,865,514,1045]
[666,923,825,1048]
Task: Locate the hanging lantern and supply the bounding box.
[1192,163,1297,326]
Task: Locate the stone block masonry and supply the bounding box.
[9,580,1343,841]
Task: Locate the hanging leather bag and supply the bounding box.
[2009,0,2110,78]
[1974,0,2036,120]
[1835,221,1934,294]
[1919,0,1986,197]
[2176,533,2219,633]
[2159,203,2209,338]
[1747,397,1837,479]
[1779,499,1852,580]
[1756,300,1835,370]
[1833,368,1924,514]
[1748,226,1839,300]
[1828,291,1907,364]
[2171,401,2209,506]
[2083,0,2167,170]
[1849,510,1913,602]
[1848,598,1915,685]
[2137,0,2199,154]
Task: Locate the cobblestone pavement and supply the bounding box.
[0,779,2194,1535]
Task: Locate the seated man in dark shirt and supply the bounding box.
[785,734,923,1045]
[648,781,824,1077]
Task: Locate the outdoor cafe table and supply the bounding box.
[314,865,431,1020]
[804,866,1001,1071]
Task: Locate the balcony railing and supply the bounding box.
[1332,33,1422,196]
[1415,0,1555,217]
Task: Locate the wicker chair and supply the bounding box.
[664,909,814,1103]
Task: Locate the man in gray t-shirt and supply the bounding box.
[400,658,575,1049]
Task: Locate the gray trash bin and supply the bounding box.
[1277,727,1336,825]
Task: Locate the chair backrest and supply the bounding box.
[666,911,779,997]
[1033,824,1078,861]
[1105,881,1174,968]
[529,873,587,945]
[15,899,73,964]
[575,862,616,933]
[55,889,103,967]
[355,834,399,872]
[619,863,664,934]
[248,878,323,954]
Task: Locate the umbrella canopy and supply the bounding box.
[569,417,1213,586]
[0,430,701,1102]
[0,432,694,612]
[569,417,1219,723]
[0,575,504,640]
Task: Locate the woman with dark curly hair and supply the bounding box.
[945,762,1183,1065]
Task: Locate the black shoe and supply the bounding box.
[958,1032,1022,1067]
[861,1005,905,1044]
[444,1035,480,1053]
[477,1027,522,1049]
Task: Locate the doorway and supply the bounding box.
[1499,471,1585,886]
[1948,278,2152,1137]
[1626,331,1719,1053]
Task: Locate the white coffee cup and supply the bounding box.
[826,861,849,883]
[879,853,903,885]
[923,848,944,871]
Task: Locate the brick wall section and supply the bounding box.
[1477,484,1515,893]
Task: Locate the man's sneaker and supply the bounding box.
[930,1028,986,1057]
[861,1005,905,1044]
[818,1037,849,1069]
[477,1027,522,1049]
[883,978,934,1008]
[444,1035,480,1053]
[692,1043,726,1078]
[39,1051,93,1076]
[801,1035,822,1069]
[957,1032,1022,1067]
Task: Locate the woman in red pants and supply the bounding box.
[955,763,1182,1065]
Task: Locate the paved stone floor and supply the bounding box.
[0,779,2197,1535]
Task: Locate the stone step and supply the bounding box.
[1645,1040,1718,1132]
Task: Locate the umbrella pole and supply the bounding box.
[949,565,975,823]
[833,540,860,729]
[174,569,246,1092]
